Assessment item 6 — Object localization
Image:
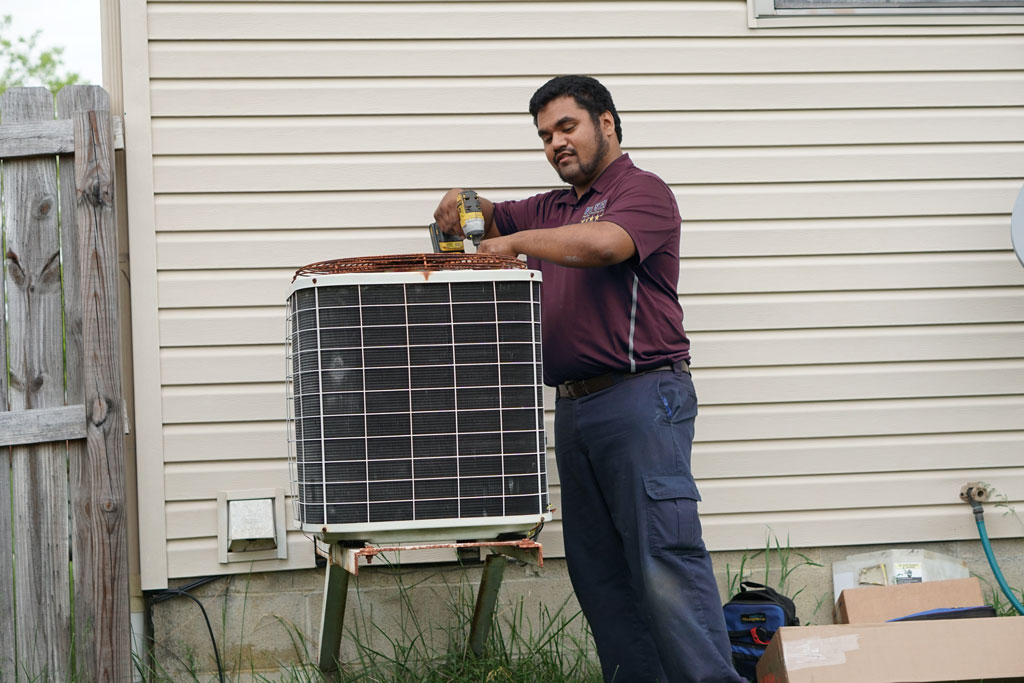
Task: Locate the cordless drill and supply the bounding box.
[428,190,486,253]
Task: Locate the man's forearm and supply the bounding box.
[480,221,636,268]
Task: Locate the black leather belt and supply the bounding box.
[557,361,690,399]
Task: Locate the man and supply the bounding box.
[433,75,742,683]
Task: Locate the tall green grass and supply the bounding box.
[137,561,602,683]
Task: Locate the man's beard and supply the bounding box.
[556,128,609,186]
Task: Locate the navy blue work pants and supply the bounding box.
[554,367,743,683]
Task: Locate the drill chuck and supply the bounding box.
[464,217,485,247]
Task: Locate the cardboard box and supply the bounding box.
[756,618,1024,683]
[834,576,985,624]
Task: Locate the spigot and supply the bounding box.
[960,482,990,520]
[960,482,990,504]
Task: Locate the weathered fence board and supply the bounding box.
[0,116,125,159]
[60,85,131,683]
[0,405,88,447]
[0,221,12,683]
[1,86,74,681]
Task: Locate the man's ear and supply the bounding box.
[600,111,615,136]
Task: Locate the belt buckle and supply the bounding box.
[564,381,582,399]
[561,379,586,399]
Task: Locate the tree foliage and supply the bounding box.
[1,14,82,95]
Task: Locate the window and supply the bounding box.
[750,0,1024,25]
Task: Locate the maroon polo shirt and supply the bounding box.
[493,154,690,386]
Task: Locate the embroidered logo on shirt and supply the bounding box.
[580,199,607,223]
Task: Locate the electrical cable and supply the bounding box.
[150,578,227,683]
[968,497,1024,616]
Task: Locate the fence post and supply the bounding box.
[0,86,74,681]
[60,84,131,683]
[0,149,13,683]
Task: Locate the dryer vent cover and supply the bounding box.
[286,256,550,541]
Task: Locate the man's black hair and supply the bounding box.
[529,75,622,143]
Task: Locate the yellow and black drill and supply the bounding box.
[428,190,486,253]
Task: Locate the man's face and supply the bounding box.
[535,96,612,190]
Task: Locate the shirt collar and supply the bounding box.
[554,153,633,206]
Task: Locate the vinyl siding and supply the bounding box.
[125,0,1024,588]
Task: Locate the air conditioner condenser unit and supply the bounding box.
[286,255,552,543]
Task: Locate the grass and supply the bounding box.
[134,559,603,683]
[725,529,824,604]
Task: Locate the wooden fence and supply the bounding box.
[0,86,130,682]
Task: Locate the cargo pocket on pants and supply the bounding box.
[644,473,705,556]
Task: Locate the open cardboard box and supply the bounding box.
[834,576,985,624]
[756,617,1024,683]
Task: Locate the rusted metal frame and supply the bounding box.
[316,539,543,675]
[317,557,350,679]
[293,253,526,280]
[469,554,507,657]
[318,538,543,577]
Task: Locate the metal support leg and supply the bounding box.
[468,553,507,657]
[318,543,351,678]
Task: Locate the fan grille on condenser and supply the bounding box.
[286,255,548,530]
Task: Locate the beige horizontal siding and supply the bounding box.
[125,0,1024,583]
[158,324,1024,385]
[154,253,1024,306]
[165,535,315,578]
[149,74,1024,116]
[703,505,1023,551]
[147,37,1024,78]
[151,109,1024,155]
[160,362,1024,425]
[699,469,1024,515]
[151,146,1024,193]
[151,217,1013,269]
[161,417,1024,475]
[152,182,1022,230]
[156,290,1024,347]
[145,2,1024,40]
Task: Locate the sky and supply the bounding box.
[4,0,103,86]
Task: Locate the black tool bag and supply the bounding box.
[723,581,799,682]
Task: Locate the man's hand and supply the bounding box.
[477,234,521,258]
[434,189,498,239]
[433,188,467,236]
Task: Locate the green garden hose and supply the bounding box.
[967,494,1024,616]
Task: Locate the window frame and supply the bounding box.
[749,0,1024,26]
